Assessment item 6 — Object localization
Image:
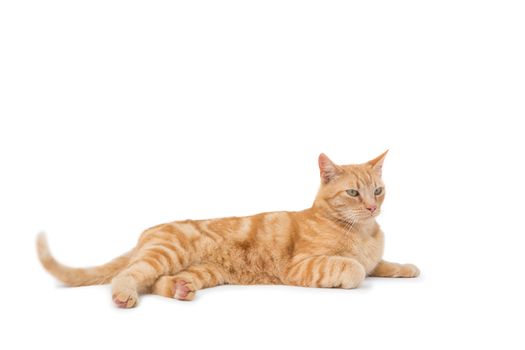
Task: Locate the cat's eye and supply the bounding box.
[374,187,384,196]
[346,189,359,197]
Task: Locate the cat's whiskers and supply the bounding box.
[338,209,360,236]
[347,208,381,219]
[344,216,355,235]
[347,216,357,235]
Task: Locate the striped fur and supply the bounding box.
[37,152,419,308]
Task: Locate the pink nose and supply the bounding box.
[367,205,377,213]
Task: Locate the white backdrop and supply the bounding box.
[1,1,524,349]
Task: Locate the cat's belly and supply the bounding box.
[203,240,287,285]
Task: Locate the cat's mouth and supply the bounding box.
[366,210,380,219]
[343,210,380,221]
[369,209,380,216]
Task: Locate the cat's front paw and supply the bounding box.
[399,264,420,278]
[340,262,366,289]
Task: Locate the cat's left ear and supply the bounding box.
[319,153,344,184]
[367,150,389,176]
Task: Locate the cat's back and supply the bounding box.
[185,210,294,244]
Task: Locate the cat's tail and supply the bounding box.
[36,233,133,286]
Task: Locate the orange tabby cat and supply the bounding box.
[37,151,419,308]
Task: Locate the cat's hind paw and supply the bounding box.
[173,279,196,301]
[152,275,196,301]
[112,288,138,308]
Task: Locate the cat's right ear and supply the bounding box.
[367,150,388,177]
[319,153,343,184]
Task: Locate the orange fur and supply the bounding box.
[37,152,419,308]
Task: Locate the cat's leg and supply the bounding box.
[369,260,420,278]
[285,255,366,289]
[111,245,189,308]
[151,263,229,301]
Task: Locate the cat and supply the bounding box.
[37,151,420,308]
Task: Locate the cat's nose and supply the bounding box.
[366,205,377,213]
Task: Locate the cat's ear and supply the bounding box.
[319,153,343,184]
[367,150,389,176]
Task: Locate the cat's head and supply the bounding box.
[314,151,388,223]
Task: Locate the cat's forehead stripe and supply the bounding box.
[347,167,374,188]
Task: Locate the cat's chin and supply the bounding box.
[341,209,381,222]
[359,212,381,221]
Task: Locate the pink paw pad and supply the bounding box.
[113,296,130,308]
[173,280,192,300]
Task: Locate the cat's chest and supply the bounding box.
[340,228,384,274]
